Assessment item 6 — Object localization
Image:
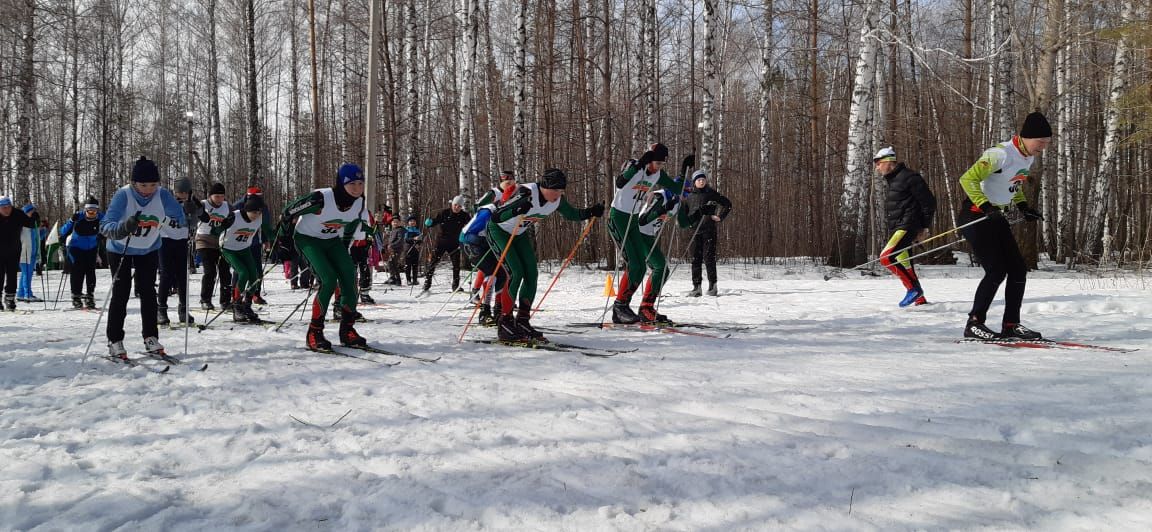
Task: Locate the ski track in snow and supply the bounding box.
[2,262,1151,530]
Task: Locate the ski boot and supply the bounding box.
[898,288,924,308]
[251,294,267,305]
[243,299,262,322]
[639,304,671,325]
[478,304,495,326]
[469,289,482,305]
[686,285,702,297]
[963,317,1000,340]
[497,313,531,342]
[220,298,233,312]
[359,291,375,304]
[176,304,196,325]
[611,301,641,324]
[705,284,718,297]
[232,300,251,322]
[108,340,129,361]
[516,302,546,341]
[306,321,332,351]
[143,336,166,356]
[1001,322,1043,340]
[83,293,96,310]
[72,294,84,310]
[25,295,43,303]
[4,294,15,311]
[200,299,216,311]
[339,310,367,347]
[157,306,171,326]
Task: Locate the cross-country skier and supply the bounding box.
[233,186,270,305]
[873,146,936,307]
[470,171,518,309]
[215,196,275,323]
[487,168,603,341]
[157,179,197,325]
[281,163,372,350]
[59,197,103,309]
[609,143,681,323]
[958,112,1050,340]
[99,156,186,359]
[0,196,39,311]
[421,195,471,294]
[17,204,42,302]
[196,182,233,311]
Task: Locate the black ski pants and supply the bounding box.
[424,240,462,289]
[68,247,98,296]
[959,208,1027,324]
[197,247,232,305]
[691,231,719,287]
[106,251,159,343]
[158,238,189,309]
[350,245,372,291]
[0,251,18,296]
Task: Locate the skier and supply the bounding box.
[487,168,603,341]
[958,111,1050,340]
[0,196,39,311]
[17,204,42,302]
[216,196,275,323]
[157,179,198,325]
[281,163,372,350]
[608,143,681,323]
[682,169,733,297]
[233,186,271,304]
[402,216,423,285]
[459,201,507,326]
[349,210,376,304]
[59,197,103,309]
[421,195,471,294]
[470,171,518,306]
[873,146,936,307]
[196,182,233,311]
[99,156,186,359]
[474,170,516,208]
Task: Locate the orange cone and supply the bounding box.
[603,273,616,297]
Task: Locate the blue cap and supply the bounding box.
[338,163,365,186]
[0,196,11,207]
[22,204,35,214]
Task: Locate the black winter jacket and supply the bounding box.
[683,185,732,235]
[429,208,471,244]
[0,208,38,256]
[883,163,936,232]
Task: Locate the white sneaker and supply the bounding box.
[108,341,128,359]
[143,336,165,354]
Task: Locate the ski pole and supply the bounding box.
[822,216,988,281]
[275,282,315,333]
[459,215,523,342]
[52,262,67,310]
[532,217,596,317]
[196,257,282,332]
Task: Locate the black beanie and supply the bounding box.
[538,168,568,190]
[209,182,226,196]
[650,143,669,162]
[174,178,193,194]
[1019,112,1052,139]
[243,195,265,212]
[131,156,160,183]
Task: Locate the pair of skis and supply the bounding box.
[309,343,441,365]
[103,351,209,373]
[958,337,1138,353]
[471,338,635,358]
[567,321,746,339]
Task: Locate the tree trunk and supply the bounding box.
[513,0,529,180]
[14,0,36,204]
[246,0,262,186]
[700,0,717,175]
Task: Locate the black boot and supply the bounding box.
[339,308,367,347]
[516,301,545,340]
[612,301,640,324]
[4,294,15,311]
[478,304,495,326]
[232,301,250,322]
[359,291,375,304]
[1001,322,1043,340]
[497,313,529,342]
[177,304,195,324]
[963,317,1000,340]
[72,294,84,310]
[83,293,95,310]
[306,321,332,351]
[243,297,261,322]
[157,306,171,326]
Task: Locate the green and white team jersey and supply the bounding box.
[160,210,189,240]
[637,194,682,237]
[959,137,1034,207]
[293,188,369,239]
[494,184,561,236]
[220,210,268,251]
[611,164,677,215]
[197,199,231,236]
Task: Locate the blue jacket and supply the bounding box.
[101,186,186,255]
[61,212,104,251]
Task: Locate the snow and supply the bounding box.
[2,260,1151,530]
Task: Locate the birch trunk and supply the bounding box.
[700,0,717,176]
[457,0,478,203]
[513,0,528,180]
[14,0,36,204]
[1080,0,1133,258]
[758,0,774,203]
[833,0,882,267]
[246,0,262,186]
[404,0,421,215]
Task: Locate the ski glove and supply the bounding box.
[583,203,605,220]
[979,202,1004,222]
[680,154,695,176]
[106,214,139,240]
[1017,202,1044,222]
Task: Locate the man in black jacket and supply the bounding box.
[874,146,936,307]
[421,195,471,294]
[683,170,732,296]
[0,196,40,311]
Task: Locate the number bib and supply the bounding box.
[112,185,167,252]
[220,210,263,251]
[294,188,366,239]
[611,166,660,214]
[197,200,231,236]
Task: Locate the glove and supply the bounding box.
[107,214,139,240]
[584,203,605,219]
[662,190,681,210]
[979,202,1004,222]
[680,154,695,176]
[424,217,433,227]
[1017,202,1044,222]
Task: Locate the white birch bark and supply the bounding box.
[1055,6,1072,262]
[513,0,528,180]
[700,0,717,176]
[643,0,656,144]
[457,0,478,204]
[758,0,774,202]
[836,0,882,263]
[14,0,36,203]
[1080,0,1133,258]
[405,0,421,215]
[991,0,1014,140]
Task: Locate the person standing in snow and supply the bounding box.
[59,197,104,309]
[609,143,682,324]
[0,196,39,311]
[16,204,42,302]
[681,169,732,297]
[873,147,936,307]
[487,169,603,341]
[402,215,423,285]
[421,195,471,294]
[215,196,275,323]
[99,156,187,359]
[958,112,1050,341]
[281,163,372,351]
[196,182,233,311]
[157,179,198,325]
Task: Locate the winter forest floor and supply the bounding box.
[2,259,1151,530]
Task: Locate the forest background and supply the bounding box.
[0,0,1148,269]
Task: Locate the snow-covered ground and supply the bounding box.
[2,259,1150,530]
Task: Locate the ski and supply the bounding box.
[957,338,1139,353]
[339,343,441,363]
[101,355,170,374]
[309,346,401,366]
[143,351,209,371]
[470,339,622,357]
[568,322,731,339]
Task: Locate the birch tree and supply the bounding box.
[14,0,37,203]
[457,0,478,203]
[700,0,718,175]
[513,0,528,180]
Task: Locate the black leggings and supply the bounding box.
[69,247,98,296]
[959,207,1027,324]
[0,253,17,296]
[197,247,232,304]
[425,241,462,287]
[106,251,159,343]
[691,233,718,286]
[158,238,189,308]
